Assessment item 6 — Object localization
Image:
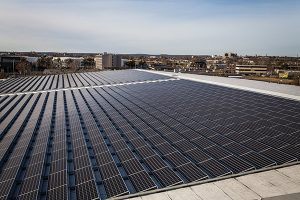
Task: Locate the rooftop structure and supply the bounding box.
[0,70,299,199]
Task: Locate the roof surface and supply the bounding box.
[0,70,299,200]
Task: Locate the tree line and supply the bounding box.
[15,56,96,75]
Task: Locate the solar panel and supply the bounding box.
[153,167,183,187]
[0,70,299,199]
[259,137,289,149]
[220,155,255,173]
[136,145,156,158]
[99,162,120,180]
[75,180,98,200]
[260,148,297,165]
[226,132,251,143]
[272,125,297,134]
[198,159,232,177]
[223,142,252,156]
[73,155,90,169]
[204,145,233,160]
[191,136,215,149]
[155,143,177,155]
[19,175,40,195]
[241,139,270,152]
[48,170,67,190]
[121,159,144,175]
[173,140,197,153]
[176,163,208,182]
[275,134,300,145]
[163,152,191,167]
[280,145,300,159]
[185,148,211,164]
[116,148,136,162]
[143,155,167,171]
[18,190,38,200]
[241,152,276,168]
[129,171,157,192]
[103,175,128,198]
[46,185,67,200]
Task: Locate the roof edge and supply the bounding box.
[113,161,300,200]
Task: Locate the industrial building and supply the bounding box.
[0,70,299,200]
[235,65,268,75]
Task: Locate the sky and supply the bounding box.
[0,0,299,56]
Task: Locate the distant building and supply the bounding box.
[0,56,22,73]
[102,52,112,68]
[235,65,267,75]
[188,59,207,70]
[112,54,122,68]
[121,59,129,67]
[95,55,103,70]
[101,52,122,69]
[224,53,238,58]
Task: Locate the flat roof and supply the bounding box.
[0,70,299,199]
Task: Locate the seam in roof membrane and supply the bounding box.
[0,78,180,97]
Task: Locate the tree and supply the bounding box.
[64,58,77,70]
[16,57,32,75]
[37,56,53,70]
[82,57,95,68]
[138,60,147,68]
[53,58,63,69]
[125,60,136,68]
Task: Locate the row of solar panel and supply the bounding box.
[0,92,52,199]
[112,80,300,158]
[1,76,300,199]
[0,70,169,94]
[97,85,299,171]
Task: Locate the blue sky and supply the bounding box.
[0,0,299,56]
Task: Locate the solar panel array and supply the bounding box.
[0,70,300,200]
[0,70,169,94]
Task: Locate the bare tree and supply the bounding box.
[82,57,95,68]
[37,56,53,70]
[16,57,32,75]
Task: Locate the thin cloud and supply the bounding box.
[0,0,299,55]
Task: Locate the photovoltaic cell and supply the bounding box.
[153,167,183,187]
[129,171,157,192]
[199,159,232,177]
[143,155,168,171]
[204,145,232,160]
[176,163,208,182]
[220,155,255,173]
[260,148,297,165]
[0,70,299,200]
[241,152,276,168]
[104,175,128,198]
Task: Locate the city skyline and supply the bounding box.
[0,0,300,56]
